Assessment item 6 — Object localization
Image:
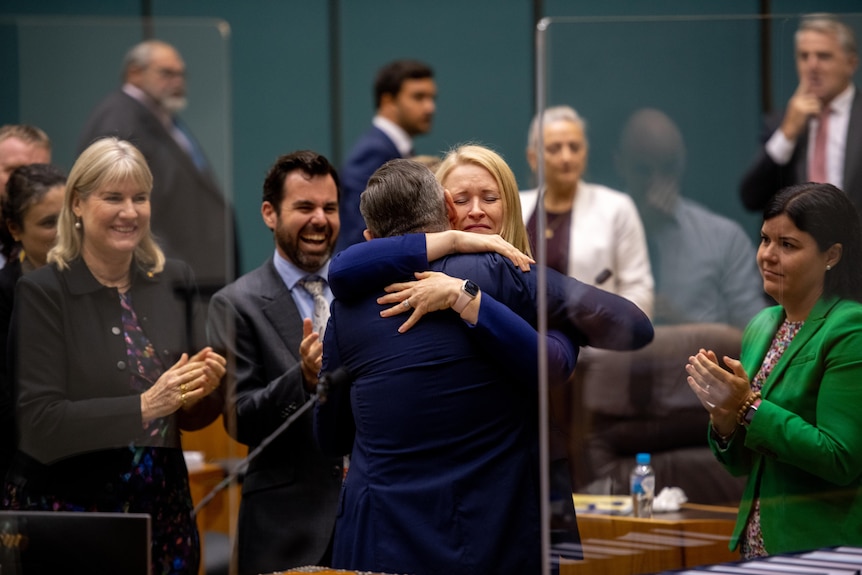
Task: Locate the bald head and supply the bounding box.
[617,108,685,209]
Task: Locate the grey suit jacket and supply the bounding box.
[207,258,342,574]
[78,89,237,290]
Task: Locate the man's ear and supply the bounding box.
[444,189,457,224]
[261,201,277,231]
[363,229,375,241]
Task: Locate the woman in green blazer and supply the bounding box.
[686,182,862,558]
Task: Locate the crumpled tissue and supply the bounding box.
[652,486,688,512]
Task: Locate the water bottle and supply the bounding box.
[630,452,655,518]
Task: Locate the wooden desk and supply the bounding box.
[560,502,739,575]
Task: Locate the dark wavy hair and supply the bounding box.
[764,182,862,301]
[262,150,340,210]
[0,163,66,260]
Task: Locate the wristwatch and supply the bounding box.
[452,279,479,314]
[742,399,761,427]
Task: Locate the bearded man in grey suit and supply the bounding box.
[78,39,237,290]
[206,150,342,575]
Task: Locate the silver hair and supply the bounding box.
[527,105,587,152]
[797,13,857,56]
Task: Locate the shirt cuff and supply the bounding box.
[765,128,796,165]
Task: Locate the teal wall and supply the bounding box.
[2,1,861,273]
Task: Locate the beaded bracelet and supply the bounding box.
[736,391,762,426]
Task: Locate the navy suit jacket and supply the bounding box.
[78,90,238,290]
[315,235,652,574]
[207,258,343,574]
[740,89,862,213]
[317,259,576,575]
[337,126,402,252]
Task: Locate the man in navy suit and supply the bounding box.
[740,14,862,213]
[207,151,343,575]
[78,40,237,290]
[316,160,653,575]
[337,59,436,252]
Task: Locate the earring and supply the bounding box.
[75,218,82,230]
[826,264,832,271]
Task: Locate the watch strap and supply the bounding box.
[452,280,477,314]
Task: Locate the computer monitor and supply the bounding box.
[0,510,151,575]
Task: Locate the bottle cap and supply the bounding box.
[636,453,651,465]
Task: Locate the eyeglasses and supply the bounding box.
[153,67,186,80]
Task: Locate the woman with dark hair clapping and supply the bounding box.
[687,182,862,557]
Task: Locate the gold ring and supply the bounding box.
[181,392,187,405]
[181,383,187,393]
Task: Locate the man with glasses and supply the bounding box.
[78,39,238,291]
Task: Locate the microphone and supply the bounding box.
[594,268,613,285]
[191,367,352,518]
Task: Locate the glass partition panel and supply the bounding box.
[537,12,862,574]
[3,16,239,575]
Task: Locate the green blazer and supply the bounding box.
[709,296,862,554]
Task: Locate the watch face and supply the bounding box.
[464,280,479,297]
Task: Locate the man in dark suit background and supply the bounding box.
[206,151,343,575]
[740,13,862,213]
[78,39,237,291]
[337,59,436,252]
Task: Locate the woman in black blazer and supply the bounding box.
[0,163,65,484]
[1,138,226,575]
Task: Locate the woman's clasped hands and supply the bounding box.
[140,346,226,422]
[685,349,753,437]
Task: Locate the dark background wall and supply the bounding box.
[1,0,861,273]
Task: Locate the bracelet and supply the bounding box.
[710,423,736,447]
[736,391,762,426]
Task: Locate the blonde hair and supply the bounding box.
[436,144,532,257]
[49,137,165,273]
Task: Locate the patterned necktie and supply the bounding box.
[299,276,330,338]
[809,106,830,183]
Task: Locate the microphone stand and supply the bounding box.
[191,368,349,518]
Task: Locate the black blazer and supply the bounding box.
[12,257,221,466]
[740,89,862,213]
[0,258,21,481]
[207,258,343,574]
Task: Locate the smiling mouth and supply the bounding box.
[301,232,328,246]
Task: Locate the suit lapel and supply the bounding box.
[260,260,304,362]
[843,90,862,200]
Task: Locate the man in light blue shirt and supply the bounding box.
[207,150,342,574]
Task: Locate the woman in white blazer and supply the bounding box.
[521,106,653,317]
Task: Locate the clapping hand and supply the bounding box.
[300,318,323,391]
[140,347,225,421]
[685,349,751,436]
